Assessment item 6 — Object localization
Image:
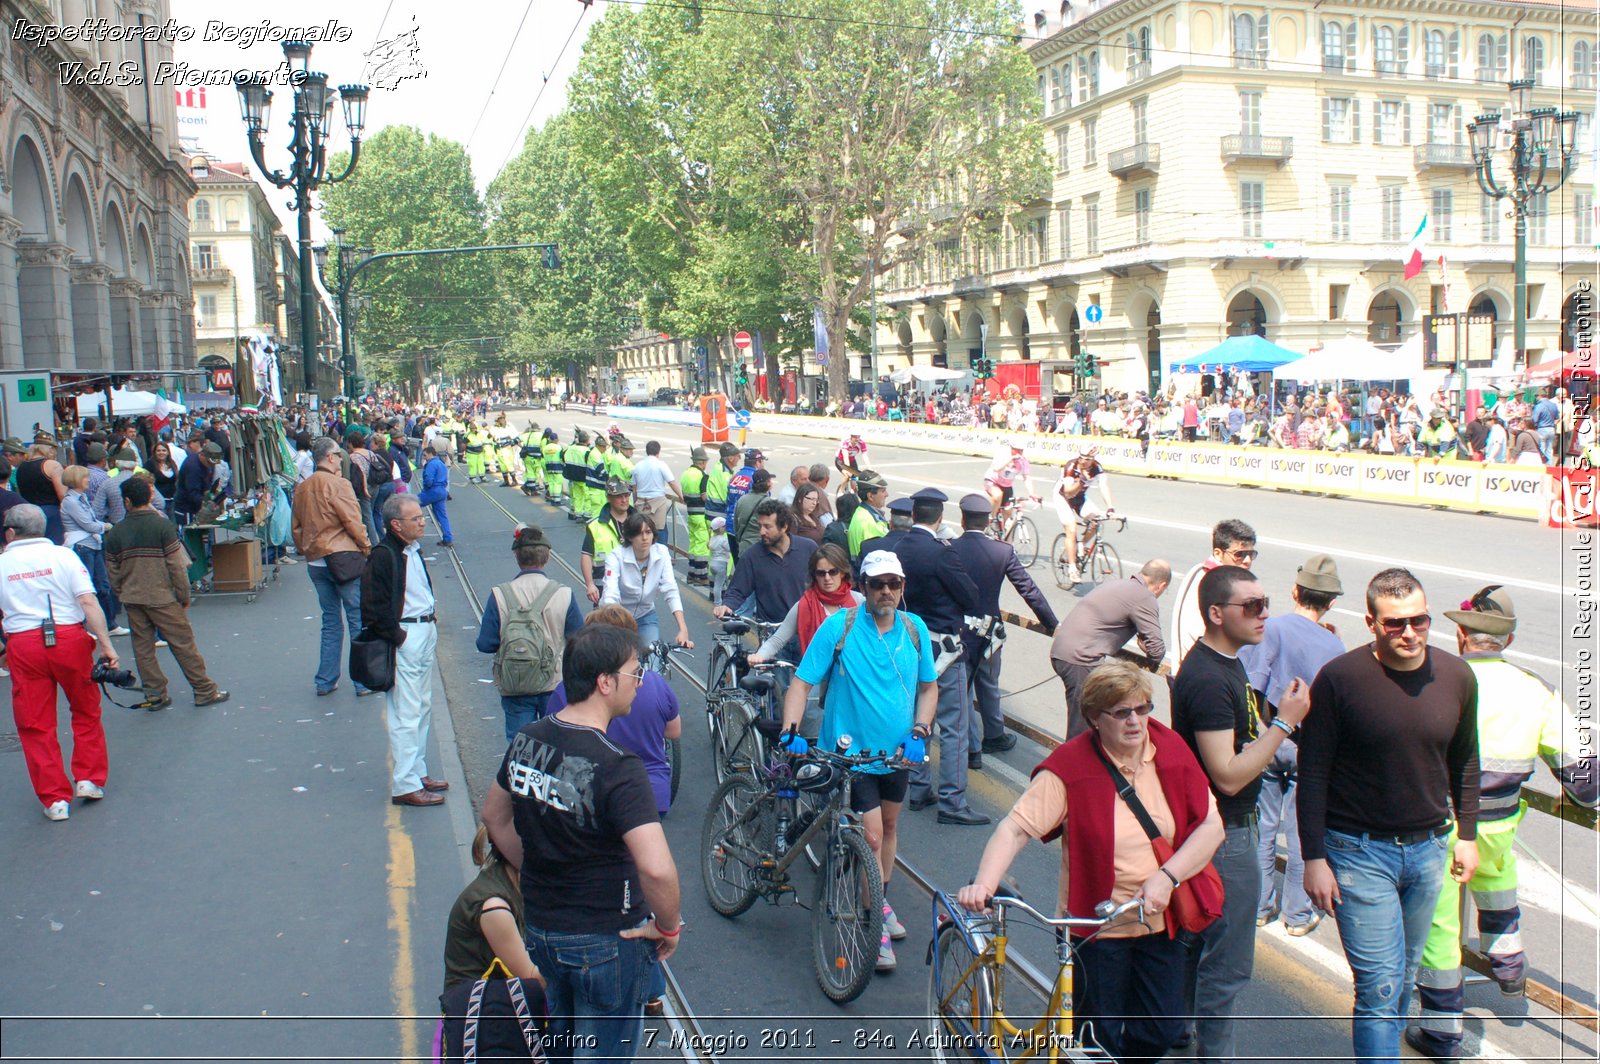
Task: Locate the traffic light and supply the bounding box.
[973,357,993,381]
[736,363,749,385]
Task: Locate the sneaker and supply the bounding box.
[1067,565,1082,583]
[44,800,69,821]
[1285,911,1324,937]
[74,780,104,801]
[875,936,896,972]
[882,904,907,941]
[278,555,299,565]
[1256,903,1280,927]
[643,997,665,1017]
[195,690,231,707]
[154,639,169,648]
[108,626,131,637]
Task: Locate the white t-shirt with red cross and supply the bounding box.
[0,537,95,635]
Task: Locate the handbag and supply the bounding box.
[439,958,547,1063]
[324,550,366,584]
[349,627,397,692]
[1092,740,1225,937]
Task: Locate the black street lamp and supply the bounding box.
[1468,81,1580,370]
[235,42,370,392]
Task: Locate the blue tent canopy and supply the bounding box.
[1168,334,1306,374]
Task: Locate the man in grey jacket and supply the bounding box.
[1048,559,1170,739]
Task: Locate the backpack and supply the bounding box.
[815,605,921,711]
[439,958,547,1063]
[492,577,563,697]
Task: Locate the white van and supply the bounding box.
[623,377,651,405]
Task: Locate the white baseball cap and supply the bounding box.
[860,551,905,579]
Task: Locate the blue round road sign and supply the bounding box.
[733,409,752,429]
[1084,304,1104,324]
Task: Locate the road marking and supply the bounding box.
[386,800,420,1064]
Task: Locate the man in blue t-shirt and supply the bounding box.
[1531,391,1561,462]
[779,549,936,975]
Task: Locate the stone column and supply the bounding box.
[0,215,23,369]
[70,262,114,371]
[109,278,144,371]
[139,292,164,372]
[176,296,196,369]
[17,241,76,369]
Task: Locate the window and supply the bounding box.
[1077,51,1100,101]
[1576,41,1597,90]
[1577,190,1594,246]
[1477,32,1508,82]
[1330,284,1349,318]
[1240,90,1262,137]
[1373,100,1409,145]
[1134,187,1152,243]
[1126,26,1152,78]
[1481,191,1501,242]
[1240,181,1264,238]
[1329,183,1352,241]
[1058,201,1072,259]
[1056,127,1070,171]
[193,199,211,224]
[1431,189,1454,243]
[1085,196,1100,254]
[1048,68,1062,115]
[1375,25,1409,76]
[1523,36,1545,85]
[1132,98,1148,143]
[1322,97,1359,142]
[223,200,240,231]
[1083,117,1097,166]
[1322,19,1355,73]
[1233,12,1268,68]
[1424,29,1459,79]
[197,294,216,326]
[1381,185,1405,241]
[1428,102,1460,144]
[1528,191,1548,243]
[194,242,216,270]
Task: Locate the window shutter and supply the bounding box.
[1351,99,1360,142]
[1449,30,1460,78]
[1346,23,1357,71]
[1403,102,1412,144]
[1322,99,1333,141]
[1374,99,1383,142]
[1397,26,1410,70]
[1257,14,1269,60]
[1454,104,1463,143]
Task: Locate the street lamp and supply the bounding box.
[314,230,371,402]
[1468,81,1581,373]
[235,41,370,392]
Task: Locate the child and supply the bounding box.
[708,515,731,604]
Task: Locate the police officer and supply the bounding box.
[856,496,913,572]
[894,487,987,826]
[680,447,712,586]
[580,477,636,605]
[951,493,1058,770]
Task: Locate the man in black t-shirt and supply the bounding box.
[483,625,682,1063]
[1173,565,1311,1064]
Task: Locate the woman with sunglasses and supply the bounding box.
[958,660,1224,1064]
[749,543,863,665]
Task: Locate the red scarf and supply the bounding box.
[797,579,857,650]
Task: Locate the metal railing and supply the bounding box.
[1107,141,1160,177]
[1415,142,1475,169]
[1220,134,1294,163]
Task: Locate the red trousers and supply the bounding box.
[6,624,107,806]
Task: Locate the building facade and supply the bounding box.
[188,159,281,380]
[876,0,1598,397]
[0,0,196,374]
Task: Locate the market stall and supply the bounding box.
[181,412,297,602]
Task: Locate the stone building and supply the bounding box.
[188,158,281,386]
[0,0,196,374]
[875,0,1598,397]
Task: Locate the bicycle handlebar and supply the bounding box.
[989,892,1146,930]
[749,660,797,671]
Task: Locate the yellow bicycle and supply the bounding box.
[927,891,1145,1062]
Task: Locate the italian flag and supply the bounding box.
[1403,214,1428,279]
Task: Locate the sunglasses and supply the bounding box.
[1376,614,1432,636]
[813,566,842,579]
[1100,702,1155,721]
[866,577,904,591]
[1218,597,1270,618]
[1224,548,1259,562]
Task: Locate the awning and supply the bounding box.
[75,389,188,418]
[890,365,966,385]
[1168,334,1306,373]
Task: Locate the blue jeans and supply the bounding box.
[501,691,551,746]
[1324,828,1450,1064]
[308,564,367,694]
[524,926,656,1062]
[1258,773,1315,926]
[73,544,117,629]
[635,610,660,648]
[370,482,396,543]
[1193,820,1262,1064]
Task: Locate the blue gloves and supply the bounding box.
[900,733,927,764]
[779,731,809,755]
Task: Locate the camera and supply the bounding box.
[90,657,137,689]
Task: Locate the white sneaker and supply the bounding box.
[154,640,169,648]
[876,936,896,972]
[1067,565,1082,583]
[108,626,131,637]
[883,903,908,941]
[75,780,104,801]
[44,801,69,821]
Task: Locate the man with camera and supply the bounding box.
[103,476,229,712]
[0,504,120,821]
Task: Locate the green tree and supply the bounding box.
[320,127,501,385]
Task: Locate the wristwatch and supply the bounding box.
[1269,717,1295,736]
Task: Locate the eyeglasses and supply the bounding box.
[1100,702,1155,721]
[1218,597,1270,618]
[1377,614,1432,636]
[613,667,646,684]
[866,577,904,591]
[813,567,842,579]
[1223,548,1259,563]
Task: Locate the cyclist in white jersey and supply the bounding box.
[982,439,1039,517]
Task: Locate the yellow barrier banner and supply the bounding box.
[1359,456,1419,502]
[1479,464,1548,516]
[1266,452,1313,489]
[1309,455,1363,496]
[1224,448,1270,485]
[1416,462,1481,508]
[1146,442,1188,477]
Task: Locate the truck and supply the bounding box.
[622,377,652,405]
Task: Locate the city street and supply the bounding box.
[1,412,1594,1063]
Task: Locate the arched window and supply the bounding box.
[1478,32,1508,82]
[1322,19,1351,73]
[1375,26,1409,75]
[1233,13,1267,67]
[1523,36,1545,84]
[1574,40,1594,88]
[193,198,211,223]
[1426,30,1446,77]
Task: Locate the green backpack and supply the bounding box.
[492,578,563,696]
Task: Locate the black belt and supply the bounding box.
[1363,823,1451,846]
[400,614,436,624]
[1223,809,1260,829]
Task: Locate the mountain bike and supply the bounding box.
[704,619,784,783]
[1051,513,1126,590]
[927,889,1145,1062]
[702,741,908,1004]
[642,639,692,804]
[986,497,1040,568]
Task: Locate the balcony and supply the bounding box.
[190,265,231,284]
[1126,59,1152,83]
[1102,242,1170,278]
[1220,134,1294,167]
[1414,142,1475,170]
[1107,142,1160,179]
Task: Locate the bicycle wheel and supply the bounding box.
[1050,534,1074,590]
[927,921,995,1063]
[701,774,767,917]
[1091,542,1122,583]
[712,698,758,784]
[706,644,736,701]
[811,827,883,1003]
[724,708,769,781]
[667,737,681,804]
[1011,516,1039,568]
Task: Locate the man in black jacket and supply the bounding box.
[895,487,987,825]
[361,494,447,808]
[951,493,1058,768]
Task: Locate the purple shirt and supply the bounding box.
[544,672,680,814]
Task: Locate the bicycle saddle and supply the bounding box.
[739,672,775,693]
[722,619,751,636]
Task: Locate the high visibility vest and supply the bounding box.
[585,448,609,489]
[705,465,734,518]
[589,511,626,559]
[520,430,541,458]
[543,440,564,472]
[608,453,634,482]
[680,465,708,517]
[465,430,491,454]
[1467,653,1598,826]
[562,443,587,480]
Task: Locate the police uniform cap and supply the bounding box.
[910,487,948,503]
[887,497,913,514]
[958,493,993,516]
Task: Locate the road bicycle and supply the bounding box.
[1051,514,1126,590]
[704,619,784,783]
[642,638,693,804]
[927,889,1145,1062]
[702,740,908,1003]
[986,497,1040,568]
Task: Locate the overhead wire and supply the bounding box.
[494,5,593,179]
[463,0,540,153]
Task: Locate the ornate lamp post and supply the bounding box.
[235,42,370,392]
[1468,81,1580,370]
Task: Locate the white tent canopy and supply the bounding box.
[76,389,186,419]
[890,365,965,385]
[1280,334,1417,382]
